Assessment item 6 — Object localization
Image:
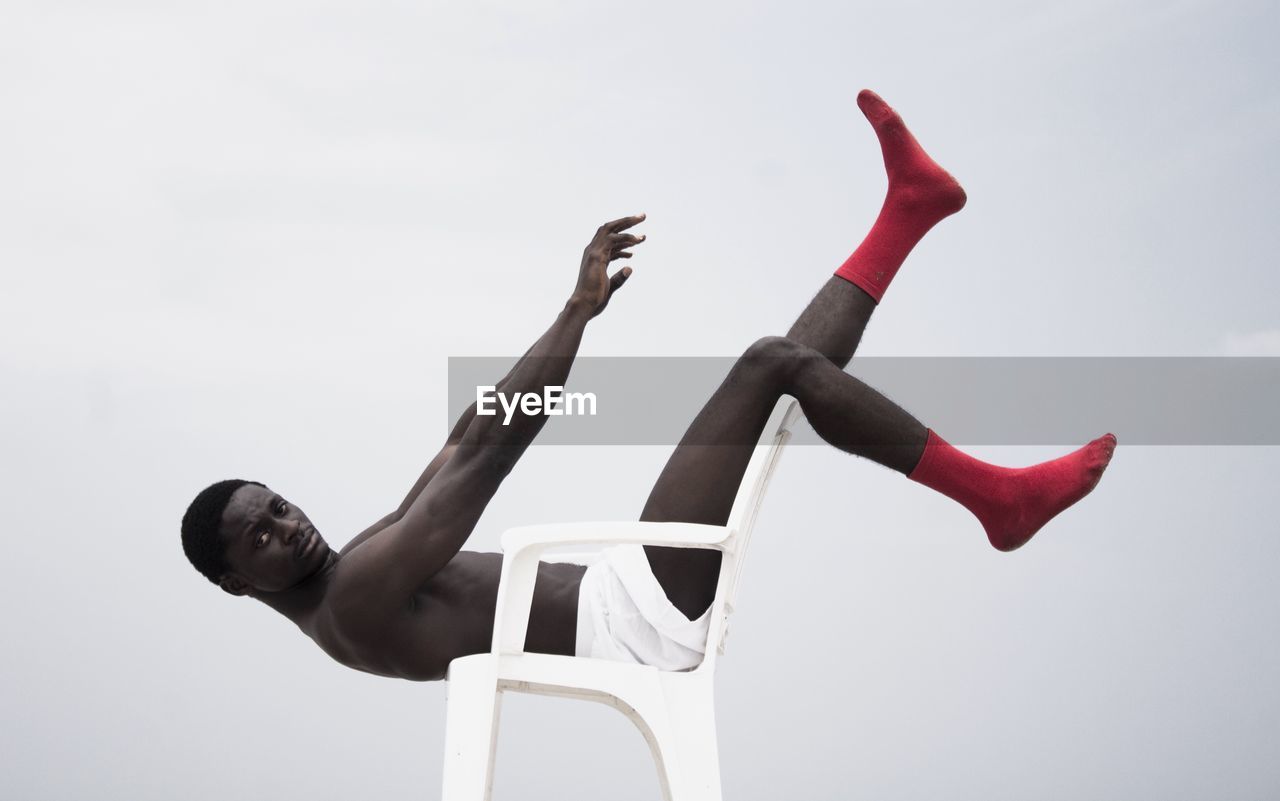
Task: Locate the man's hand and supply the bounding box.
[573,214,645,318]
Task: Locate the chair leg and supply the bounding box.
[442,662,503,801]
[660,689,723,801]
[619,679,722,801]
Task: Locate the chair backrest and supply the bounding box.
[693,396,800,672]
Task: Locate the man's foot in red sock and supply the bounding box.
[910,432,1118,552]
[857,89,968,222]
[834,90,968,302]
[982,434,1118,551]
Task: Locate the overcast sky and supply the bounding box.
[3,1,1278,799]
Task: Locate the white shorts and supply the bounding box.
[573,544,712,672]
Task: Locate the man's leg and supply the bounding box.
[785,276,876,369]
[639,337,921,620]
[643,89,966,616]
[642,338,1115,620]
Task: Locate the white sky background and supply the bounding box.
[2,0,1278,799]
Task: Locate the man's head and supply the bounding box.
[181,479,331,595]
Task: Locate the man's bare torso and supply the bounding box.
[312,551,588,681]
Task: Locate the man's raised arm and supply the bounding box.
[336,215,645,603]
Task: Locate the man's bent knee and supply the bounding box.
[735,336,812,383]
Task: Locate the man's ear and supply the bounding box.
[219,574,251,596]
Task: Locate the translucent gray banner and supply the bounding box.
[447,357,1280,445]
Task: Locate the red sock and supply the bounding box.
[908,431,1117,551]
[835,89,967,302]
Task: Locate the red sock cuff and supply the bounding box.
[833,254,886,303]
[907,429,946,481]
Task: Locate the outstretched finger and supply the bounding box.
[611,250,633,260]
[610,232,646,245]
[603,213,646,233]
[608,266,633,293]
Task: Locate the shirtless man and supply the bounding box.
[180,90,1116,682]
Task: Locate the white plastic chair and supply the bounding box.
[442,398,801,801]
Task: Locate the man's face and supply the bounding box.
[218,484,331,594]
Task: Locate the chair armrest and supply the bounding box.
[491,521,735,655]
[500,521,733,555]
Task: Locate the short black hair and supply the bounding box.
[181,479,265,585]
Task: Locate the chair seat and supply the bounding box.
[450,651,711,709]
